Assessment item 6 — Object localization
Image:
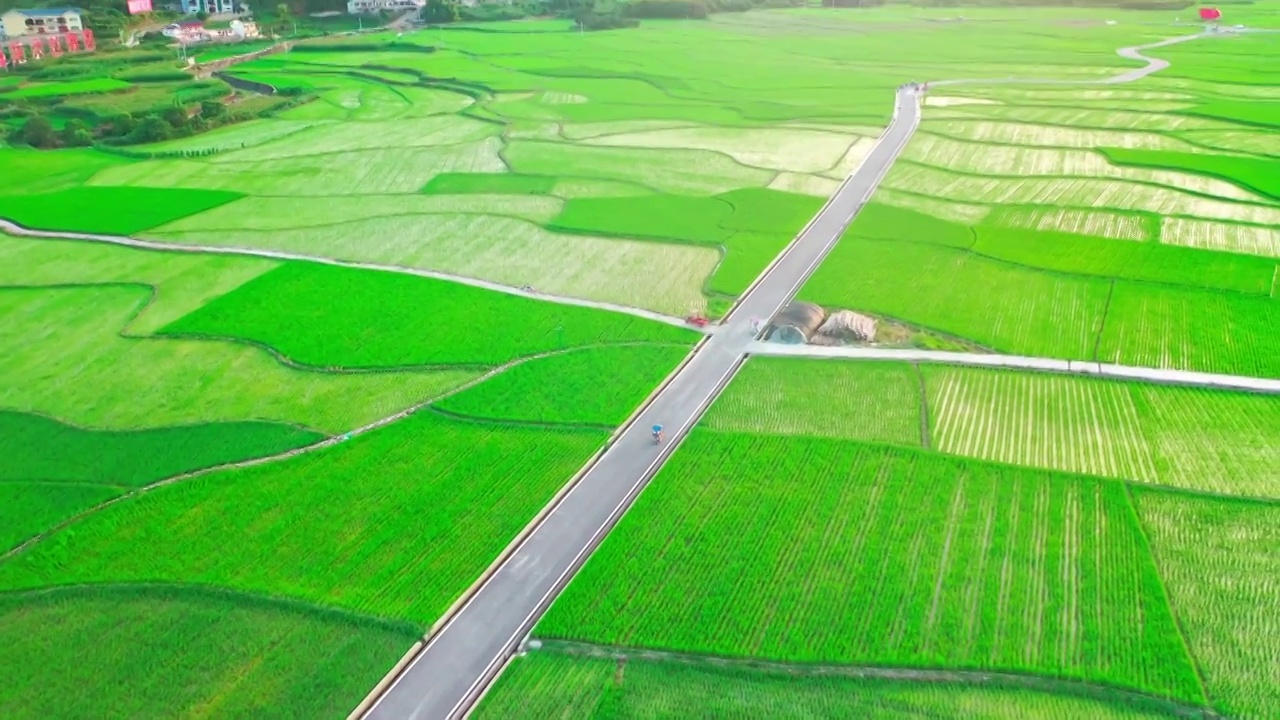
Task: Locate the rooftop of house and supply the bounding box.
[8,7,84,16]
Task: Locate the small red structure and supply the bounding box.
[686,313,709,328]
[1199,7,1221,20]
[82,29,95,51]
[0,51,6,71]
[8,42,25,64]
[49,35,63,57]
[29,38,44,61]
[66,32,80,51]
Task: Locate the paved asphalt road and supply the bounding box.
[363,87,922,720]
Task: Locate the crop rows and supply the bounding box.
[714,358,1280,498]
[479,649,1187,720]
[538,434,1203,703]
[503,141,773,196]
[802,238,1110,360]
[0,412,607,624]
[0,285,472,432]
[1133,491,1280,719]
[154,193,567,231]
[91,140,509,196]
[988,207,1150,242]
[703,359,921,445]
[435,345,688,427]
[208,115,502,163]
[885,164,1280,228]
[927,367,1159,484]
[582,126,862,175]
[1097,283,1280,380]
[902,136,1259,203]
[1160,218,1280,258]
[1,483,120,553]
[0,585,417,720]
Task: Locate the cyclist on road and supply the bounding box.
[652,424,664,444]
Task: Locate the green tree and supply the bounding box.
[131,114,174,143]
[20,115,59,149]
[422,0,459,23]
[60,119,94,148]
[161,105,189,129]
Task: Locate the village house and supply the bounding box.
[0,7,83,40]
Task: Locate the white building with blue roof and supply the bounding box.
[0,7,83,39]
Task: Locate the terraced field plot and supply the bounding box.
[538,434,1203,704]
[808,36,1280,376]
[711,357,1280,498]
[479,650,1193,720]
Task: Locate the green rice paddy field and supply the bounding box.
[4,3,1280,718]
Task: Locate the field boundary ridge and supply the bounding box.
[530,639,1225,720]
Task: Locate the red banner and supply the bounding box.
[50,35,63,56]
[1199,7,1221,19]
[8,42,24,63]
[0,51,6,70]
[84,29,95,50]
[127,0,153,13]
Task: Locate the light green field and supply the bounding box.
[711,357,1280,498]
[537,434,1203,705]
[0,285,472,433]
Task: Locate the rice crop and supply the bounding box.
[0,232,278,334]
[0,187,242,235]
[421,172,557,195]
[90,141,508,196]
[145,214,720,316]
[987,208,1150,242]
[538,434,1203,704]
[885,164,1280,227]
[581,126,860,174]
[705,358,921,445]
[947,105,1229,132]
[902,136,1261,202]
[134,119,331,154]
[926,366,1158,483]
[801,237,1110,360]
[0,410,321,488]
[503,141,773,196]
[1100,148,1280,203]
[0,148,131,195]
[923,121,1201,151]
[874,188,991,224]
[4,78,130,98]
[435,344,687,427]
[480,650,1189,720]
[853,203,976,249]
[1159,218,1280,258]
[1175,130,1279,158]
[1,483,119,553]
[155,193,565,230]
[767,172,842,198]
[164,262,696,368]
[0,412,607,625]
[972,225,1276,296]
[1097,282,1280,379]
[0,585,417,720]
[0,285,474,432]
[209,116,502,163]
[1133,491,1280,719]
[712,360,1280,498]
